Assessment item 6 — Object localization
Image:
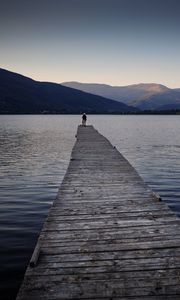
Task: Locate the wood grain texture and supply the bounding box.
[16,125,180,299]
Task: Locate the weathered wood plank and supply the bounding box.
[38,248,180,263]
[42,219,179,232]
[40,236,180,249]
[40,225,180,247]
[40,239,180,255]
[16,278,180,299]
[16,125,180,299]
[25,256,180,275]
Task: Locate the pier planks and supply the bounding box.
[16,125,180,299]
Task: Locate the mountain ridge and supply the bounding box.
[62,81,180,110]
[0,68,137,114]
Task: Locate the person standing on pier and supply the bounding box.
[82,113,87,126]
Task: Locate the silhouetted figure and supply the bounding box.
[82,113,87,126]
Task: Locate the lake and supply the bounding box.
[0,115,180,300]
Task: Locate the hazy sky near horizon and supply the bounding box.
[0,0,180,87]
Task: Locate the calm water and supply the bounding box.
[0,115,180,300]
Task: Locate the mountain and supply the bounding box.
[0,68,137,114]
[62,82,180,110]
[133,89,180,110]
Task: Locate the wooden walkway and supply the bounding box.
[16,125,180,299]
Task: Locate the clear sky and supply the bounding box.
[0,0,180,87]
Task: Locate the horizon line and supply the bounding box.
[1,66,179,89]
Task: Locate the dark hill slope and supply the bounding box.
[0,68,137,113]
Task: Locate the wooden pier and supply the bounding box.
[16,125,180,299]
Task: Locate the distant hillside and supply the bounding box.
[0,68,137,114]
[62,82,180,110]
[133,90,180,110]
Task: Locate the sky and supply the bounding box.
[0,0,180,87]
